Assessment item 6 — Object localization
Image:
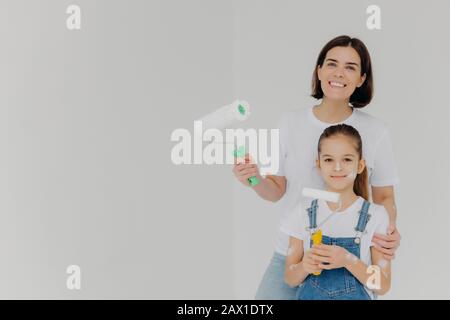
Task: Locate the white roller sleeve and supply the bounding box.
[302,187,340,203]
[197,100,250,130]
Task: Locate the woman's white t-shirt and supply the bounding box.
[274,105,399,255]
[280,196,389,298]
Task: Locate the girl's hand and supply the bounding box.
[372,223,401,260]
[302,249,322,274]
[232,153,262,187]
[310,244,351,270]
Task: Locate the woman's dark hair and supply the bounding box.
[311,35,373,109]
[318,124,369,201]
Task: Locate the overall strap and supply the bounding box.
[306,199,319,230]
[355,199,371,233]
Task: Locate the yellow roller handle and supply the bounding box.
[312,229,322,276]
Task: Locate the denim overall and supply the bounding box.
[296,199,372,300]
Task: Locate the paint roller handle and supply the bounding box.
[232,150,261,187]
[311,229,323,276]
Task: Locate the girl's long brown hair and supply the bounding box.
[318,124,369,201]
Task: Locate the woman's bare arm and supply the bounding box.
[252,175,286,202]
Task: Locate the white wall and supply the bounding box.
[0,0,449,299]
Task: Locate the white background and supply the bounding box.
[0,0,448,299]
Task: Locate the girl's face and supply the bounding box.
[317,46,366,102]
[316,134,366,192]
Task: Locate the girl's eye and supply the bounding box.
[344,158,353,162]
[324,159,333,162]
[346,66,355,71]
[327,62,336,67]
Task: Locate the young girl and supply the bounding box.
[282,124,391,300]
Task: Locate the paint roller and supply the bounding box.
[197,100,260,186]
[302,187,341,203]
[302,187,341,276]
[198,99,250,130]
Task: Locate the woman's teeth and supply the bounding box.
[329,81,346,88]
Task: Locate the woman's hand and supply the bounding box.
[302,249,322,274]
[232,153,263,187]
[372,223,401,260]
[310,244,351,270]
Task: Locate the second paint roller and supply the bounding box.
[197,100,260,186]
[302,187,341,276]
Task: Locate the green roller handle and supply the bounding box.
[233,146,260,187]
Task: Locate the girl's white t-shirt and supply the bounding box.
[280,196,389,298]
[274,105,399,255]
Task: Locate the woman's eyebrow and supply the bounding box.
[325,58,359,67]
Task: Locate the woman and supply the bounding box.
[233,35,401,300]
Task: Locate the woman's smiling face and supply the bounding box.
[317,46,367,102]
